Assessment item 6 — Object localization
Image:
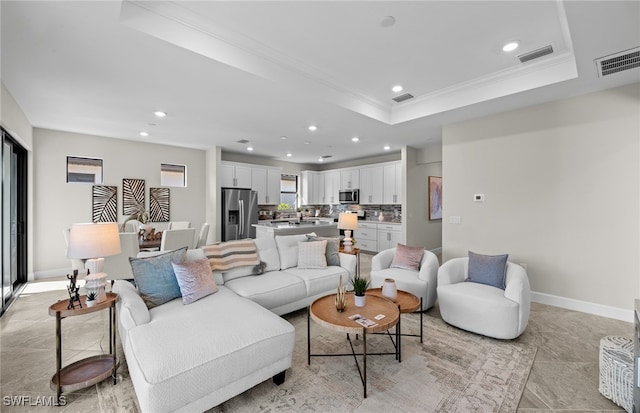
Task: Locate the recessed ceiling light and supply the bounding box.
[384,145,391,150]
[305,141,311,145]
[380,16,396,28]
[352,137,360,142]
[139,132,149,137]
[392,85,403,93]
[286,152,292,157]
[247,146,254,151]
[308,125,317,132]
[281,136,288,140]
[154,111,167,118]
[502,41,519,52]
[318,158,324,162]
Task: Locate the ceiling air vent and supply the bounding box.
[236,139,250,144]
[518,45,554,63]
[321,155,332,159]
[392,93,414,103]
[595,47,640,77]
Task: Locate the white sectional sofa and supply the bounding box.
[113,234,356,412]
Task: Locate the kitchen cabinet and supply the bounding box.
[359,165,383,205]
[354,222,378,252]
[324,170,340,204]
[383,162,402,204]
[301,171,325,205]
[252,166,282,205]
[377,223,402,251]
[340,168,360,190]
[221,161,252,188]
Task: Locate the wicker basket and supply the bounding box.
[599,335,633,413]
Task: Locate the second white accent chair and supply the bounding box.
[195,223,210,248]
[103,232,140,281]
[167,221,191,230]
[369,247,440,311]
[161,228,196,251]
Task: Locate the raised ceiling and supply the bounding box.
[2,1,639,164]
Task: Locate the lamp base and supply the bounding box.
[85,257,105,275]
[343,230,353,252]
[85,272,108,303]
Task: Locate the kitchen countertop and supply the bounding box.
[253,221,337,229]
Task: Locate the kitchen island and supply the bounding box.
[253,220,338,238]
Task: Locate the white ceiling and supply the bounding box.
[2,1,639,165]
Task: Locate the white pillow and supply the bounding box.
[275,234,307,269]
[297,240,327,269]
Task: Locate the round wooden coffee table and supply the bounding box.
[308,292,399,398]
[367,288,424,357]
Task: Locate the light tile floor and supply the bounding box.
[0,253,633,412]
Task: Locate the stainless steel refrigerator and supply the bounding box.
[222,188,258,241]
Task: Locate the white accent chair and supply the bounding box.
[195,223,210,248]
[369,247,439,311]
[161,228,196,251]
[103,232,140,281]
[123,219,142,233]
[167,221,191,230]
[437,257,531,340]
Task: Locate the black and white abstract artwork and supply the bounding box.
[149,187,170,222]
[92,185,117,223]
[123,178,145,216]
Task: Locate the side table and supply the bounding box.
[339,246,360,276]
[48,292,119,402]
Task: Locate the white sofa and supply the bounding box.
[113,234,356,412]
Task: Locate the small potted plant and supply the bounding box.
[350,274,370,307]
[86,291,98,308]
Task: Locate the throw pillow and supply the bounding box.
[129,247,187,309]
[466,251,509,290]
[297,240,328,269]
[275,234,307,269]
[390,244,424,271]
[254,236,281,272]
[172,258,218,304]
[202,239,260,272]
[306,233,340,266]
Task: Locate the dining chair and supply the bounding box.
[195,223,210,248]
[103,232,140,281]
[167,221,191,230]
[161,228,196,251]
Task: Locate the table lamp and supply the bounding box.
[66,222,121,303]
[338,212,358,252]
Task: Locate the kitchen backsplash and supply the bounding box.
[259,203,401,223]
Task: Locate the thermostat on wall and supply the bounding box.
[474,194,485,202]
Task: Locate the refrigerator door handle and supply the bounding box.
[239,199,245,236]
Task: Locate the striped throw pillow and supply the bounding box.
[202,239,260,271]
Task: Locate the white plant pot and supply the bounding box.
[381,278,397,302]
[354,294,366,307]
[86,299,97,308]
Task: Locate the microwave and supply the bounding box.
[339,189,359,204]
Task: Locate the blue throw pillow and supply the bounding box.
[466,251,509,290]
[129,247,187,309]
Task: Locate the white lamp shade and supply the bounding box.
[66,223,121,260]
[337,212,358,230]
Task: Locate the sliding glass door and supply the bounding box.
[1,128,27,316]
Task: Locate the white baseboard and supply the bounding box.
[531,291,634,323]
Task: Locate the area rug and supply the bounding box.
[207,309,537,413]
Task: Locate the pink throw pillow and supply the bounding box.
[390,244,424,271]
[172,258,218,304]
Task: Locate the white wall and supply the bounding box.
[1,82,34,279]
[33,128,206,277]
[443,84,640,318]
[404,145,442,251]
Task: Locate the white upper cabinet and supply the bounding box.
[340,168,360,190]
[383,162,402,204]
[359,165,384,205]
[323,170,340,204]
[221,161,252,188]
[301,171,325,205]
[252,166,282,205]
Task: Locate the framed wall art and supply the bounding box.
[428,176,442,221]
[123,178,145,216]
[149,187,170,222]
[92,185,117,223]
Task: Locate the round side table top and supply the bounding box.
[366,288,421,313]
[310,292,399,334]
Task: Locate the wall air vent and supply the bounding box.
[392,93,414,103]
[518,45,554,63]
[595,47,640,77]
[236,139,250,144]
